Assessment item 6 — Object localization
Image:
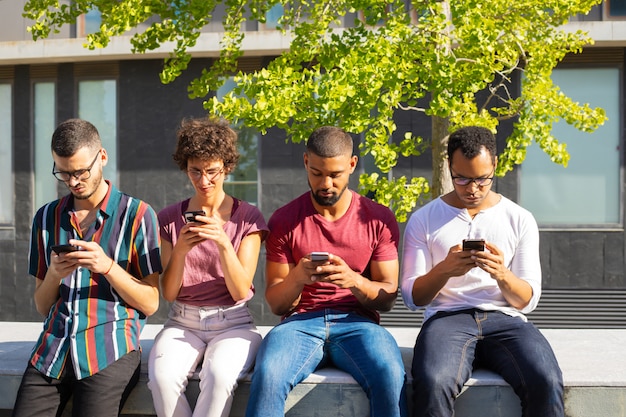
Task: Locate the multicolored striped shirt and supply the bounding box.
[27,181,162,379]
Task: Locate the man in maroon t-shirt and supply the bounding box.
[245,126,407,417]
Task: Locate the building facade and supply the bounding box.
[0,1,625,327]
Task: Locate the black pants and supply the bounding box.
[12,350,141,417]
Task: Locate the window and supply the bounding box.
[605,1,626,18]
[0,84,12,224]
[259,4,284,30]
[77,9,102,37]
[33,82,57,210]
[78,80,117,183]
[265,4,284,29]
[217,79,260,205]
[520,67,621,227]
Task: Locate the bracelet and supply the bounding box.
[103,258,115,275]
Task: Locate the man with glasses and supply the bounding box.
[12,118,162,417]
[400,126,564,417]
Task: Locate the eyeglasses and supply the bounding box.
[187,166,224,182]
[52,150,101,182]
[450,169,495,187]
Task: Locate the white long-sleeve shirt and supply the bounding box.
[400,195,541,322]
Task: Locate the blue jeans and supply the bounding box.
[411,309,564,417]
[245,309,407,417]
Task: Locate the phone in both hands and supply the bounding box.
[310,251,330,262]
[51,244,79,254]
[184,210,206,223]
[462,239,485,251]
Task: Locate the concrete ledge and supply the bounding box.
[1,323,625,416]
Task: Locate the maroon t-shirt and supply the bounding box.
[159,198,268,307]
[266,191,400,323]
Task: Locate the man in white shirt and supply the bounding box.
[401,126,563,417]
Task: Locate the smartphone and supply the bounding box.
[310,251,330,261]
[51,244,79,254]
[184,210,206,223]
[462,239,485,251]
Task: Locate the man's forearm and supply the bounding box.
[265,279,304,316]
[105,267,160,316]
[350,277,398,311]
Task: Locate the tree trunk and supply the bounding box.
[430,1,453,199]
[431,116,452,199]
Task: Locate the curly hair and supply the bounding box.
[172,117,240,172]
[447,126,497,165]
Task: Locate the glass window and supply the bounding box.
[78,80,117,184]
[0,84,12,224]
[34,82,57,210]
[77,9,102,37]
[520,67,621,227]
[261,4,284,30]
[217,79,260,205]
[607,0,626,17]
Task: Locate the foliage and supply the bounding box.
[23,0,607,221]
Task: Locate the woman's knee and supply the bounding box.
[148,353,192,391]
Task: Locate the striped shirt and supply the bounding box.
[27,181,162,379]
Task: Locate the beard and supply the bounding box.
[70,170,103,200]
[310,183,348,207]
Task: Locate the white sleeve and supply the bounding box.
[400,212,431,311]
[511,211,542,314]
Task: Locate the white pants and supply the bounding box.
[147,301,262,417]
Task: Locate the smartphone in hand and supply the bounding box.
[462,239,485,251]
[51,244,79,254]
[184,210,206,223]
[310,252,330,261]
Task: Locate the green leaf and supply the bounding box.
[22,0,606,221]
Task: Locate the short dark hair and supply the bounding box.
[51,119,101,157]
[447,126,497,164]
[306,126,353,158]
[172,117,240,172]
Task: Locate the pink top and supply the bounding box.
[158,198,268,306]
[266,191,399,323]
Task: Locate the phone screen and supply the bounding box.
[184,210,206,223]
[51,244,79,253]
[462,239,485,251]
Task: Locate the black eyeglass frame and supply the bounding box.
[450,168,496,187]
[52,150,101,182]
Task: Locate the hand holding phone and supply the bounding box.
[51,244,79,254]
[462,239,485,251]
[310,252,330,261]
[184,210,206,223]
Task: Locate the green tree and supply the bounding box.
[24,0,606,221]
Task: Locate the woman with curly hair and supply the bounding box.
[148,117,268,417]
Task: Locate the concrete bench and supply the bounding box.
[1,323,625,417]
